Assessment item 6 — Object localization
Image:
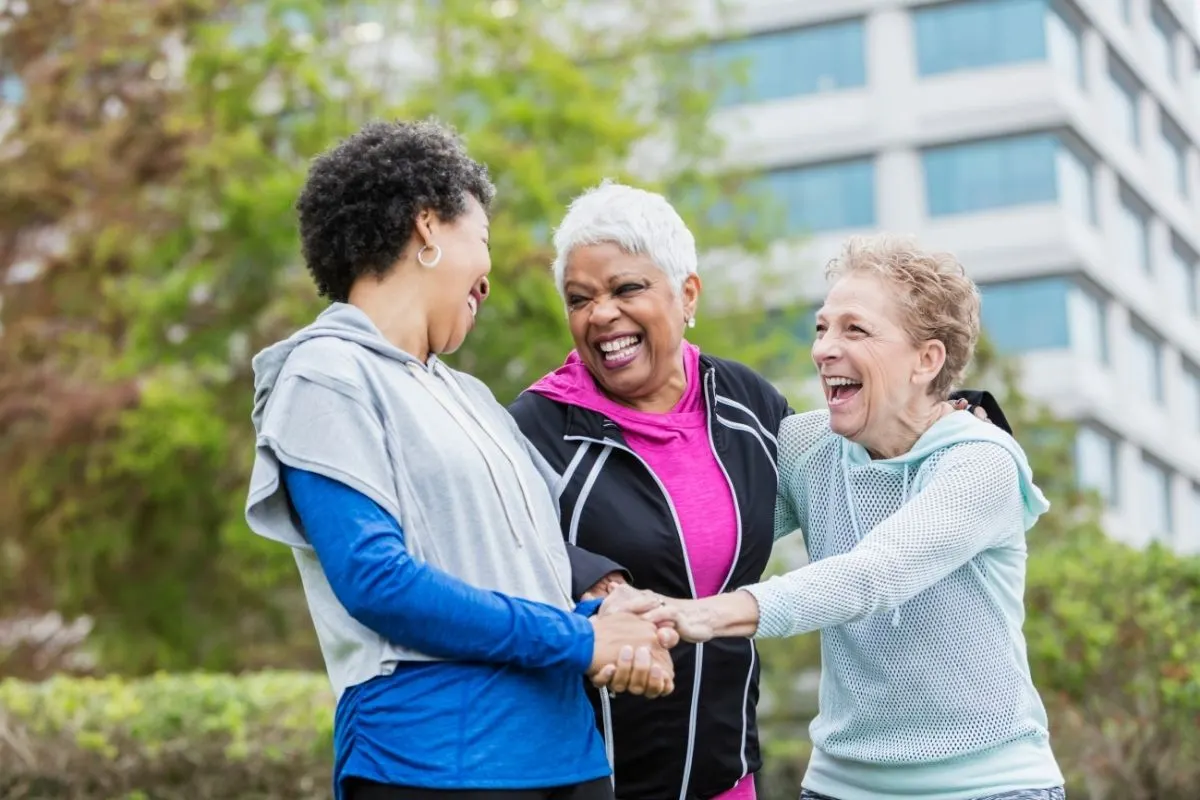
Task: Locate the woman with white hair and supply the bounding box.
[643,236,1065,800]
[509,183,998,800]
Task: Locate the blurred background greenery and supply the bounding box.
[0,1,1196,798]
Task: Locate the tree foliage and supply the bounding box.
[0,0,802,673]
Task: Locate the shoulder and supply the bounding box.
[508,390,570,441]
[279,337,379,400]
[443,365,500,406]
[924,440,1020,484]
[703,354,792,429]
[778,410,834,462]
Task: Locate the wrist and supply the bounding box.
[701,591,760,638]
[566,610,597,674]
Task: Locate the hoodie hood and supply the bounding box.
[250,302,429,436]
[843,409,1050,530]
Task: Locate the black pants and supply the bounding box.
[344,777,614,800]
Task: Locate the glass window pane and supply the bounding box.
[1067,283,1109,364]
[701,18,866,106]
[761,158,876,234]
[924,133,1058,216]
[1076,425,1119,505]
[1116,193,1151,274]
[1108,56,1141,147]
[1141,456,1173,538]
[1164,239,1198,317]
[1150,2,1179,81]
[979,277,1070,353]
[915,0,1048,76]
[1159,114,1189,198]
[1057,138,1097,225]
[1048,1,1085,89]
[1129,324,1165,404]
[1182,362,1200,435]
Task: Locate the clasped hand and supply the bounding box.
[586,583,715,699]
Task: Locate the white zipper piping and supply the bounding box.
[564,431,700,800]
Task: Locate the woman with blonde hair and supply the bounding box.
[645,235,1065,800]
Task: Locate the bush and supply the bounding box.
[1024,529,1200,799]
[0,671,334,799]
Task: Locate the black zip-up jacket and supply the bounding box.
[510,355,1006,800]
[510,355,790,800]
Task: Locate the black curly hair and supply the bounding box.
[295,119,496,303]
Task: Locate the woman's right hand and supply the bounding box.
[588,611,675,698]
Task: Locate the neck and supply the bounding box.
[347,273,431,362]
[864,397,953,460]
[611,351,688,414]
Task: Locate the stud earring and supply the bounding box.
[687,316,696,329]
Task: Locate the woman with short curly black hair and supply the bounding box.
[244,120,675,800]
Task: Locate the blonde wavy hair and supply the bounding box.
[824,234,981,398]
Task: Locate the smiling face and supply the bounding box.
[562,242,700,410]
[812,272,947,455]
[423,193,492,355]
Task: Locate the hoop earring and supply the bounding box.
[417,244,442,268]
[687,316,696,329]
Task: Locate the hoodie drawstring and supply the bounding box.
[406,362,573,603]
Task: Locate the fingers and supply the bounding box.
[590,663,616,689]
[600,585,663,616]
[607,645,635,694]
[625,646,652,696]
[973,405,989,421]
[656,625,680,649]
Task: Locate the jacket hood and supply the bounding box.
[250,302,426,435]
[844,409,1050,530]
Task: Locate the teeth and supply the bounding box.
[467,295,478,316]
[825,377,861,387]
[599,336,639,353]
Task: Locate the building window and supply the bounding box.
[914,0,1057,76]
[1067,280,1110,364]
[1107,55,1142,147]
[980,278,1070,353]
[760,157,875,234]
[1048,1,1086,89]
[1141,455,1173,539]
[1189,484,1200,553]
[1116,190,1152,275]
[1150,2,1179,82]
[1164,238,1198,317]
[1076,424,1119,506]
[978,276,1108,359]
[699,18,866,107]
[1159,113,1189,198]
[922,132,1094,218]
[1182,361,1200,435]
[1057,134,1097,225]
[1129,322,1165,404]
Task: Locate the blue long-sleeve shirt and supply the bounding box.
[282,467,609,795]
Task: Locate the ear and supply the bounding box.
[912,339,947,389]
[413,208,437,249]
[681,273,702,320]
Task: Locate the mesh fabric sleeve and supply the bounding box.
[772,410,831,541]
[747,442,1023,638]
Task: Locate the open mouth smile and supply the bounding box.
[825,376,863,407]
[595,334,643,369]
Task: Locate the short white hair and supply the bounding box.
[551,180,698,297]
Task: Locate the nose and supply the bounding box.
[811,333,840,366]
[478,276,490,298]
[588,295,621,326]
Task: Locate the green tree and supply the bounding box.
[0,0,803,673]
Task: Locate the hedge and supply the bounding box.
[0,671,334,799]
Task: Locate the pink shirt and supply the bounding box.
[528,343,754,800]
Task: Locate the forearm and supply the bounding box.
[285,467,593,672]
[691,591,761,639]
[743,549,898,638]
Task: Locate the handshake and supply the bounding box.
[585,580,715,700]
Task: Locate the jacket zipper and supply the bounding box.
[704,368,756,782]
[564,431,701,800]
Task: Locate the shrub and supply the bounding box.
[0,671,334,799]
[1024,530,1200,799]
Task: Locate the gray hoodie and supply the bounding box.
[245,303,575,697]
